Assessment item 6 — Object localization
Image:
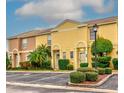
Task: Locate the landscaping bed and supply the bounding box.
[80,74,108,84]
[68,67,116,87]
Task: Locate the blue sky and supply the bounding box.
[7,0,118,37]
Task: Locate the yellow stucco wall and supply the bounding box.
[35,20,118,70]
[56,21,80,29]
[51,21,89,69]
[36,35,48,47]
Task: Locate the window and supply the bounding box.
[22,39,28,49]
[70,51,74,58]
[47,35,51,46]
[63,52,66,59]
[90,28,95,40]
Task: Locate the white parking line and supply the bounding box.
[27,74,66,83]
[6,74,22,78]
[7,73,46,80]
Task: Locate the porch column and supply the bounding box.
[74,48,78,70]
[11,53,14,68]
[51,50,54,69]
[17,53,20,67]
[85,47,88,62]
[88,47,92,68]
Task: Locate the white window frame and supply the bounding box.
[47,35,51,45]
[63,52,66,59]
[70,51,74,59]
[90,28,95,40]
[22,39,28,49]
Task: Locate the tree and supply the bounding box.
[91,38,113,56]
[28,44,51,68]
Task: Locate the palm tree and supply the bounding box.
[28,44,51,68]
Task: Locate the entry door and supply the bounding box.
[55,51,60,69]
[79,51,86,63]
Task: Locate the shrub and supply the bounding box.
[112,58,118,70]
[98,62,110,68]
[11,67,22,70]
[92,62,98,67]
[86,72,98,81]
[77,67,98,73]
[6,53,11,70]
[28,44,51,68]
[58,59,69,70]
[19,61,31,69]
[70,72,86,83]
[98,68,105,75]
[91,38,113,56]
[92,61,109,68]
[80,63,88,67]
[92,56,111,62]
[42,60,52,69]
[67,64,73,70]
[105,67,112,74]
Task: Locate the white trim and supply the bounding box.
[75,41,87,48]
[12,48,18,52]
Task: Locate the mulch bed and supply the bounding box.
[80,74,109,84]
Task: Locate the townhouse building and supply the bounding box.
[8,16,118,69]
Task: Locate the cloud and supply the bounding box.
[15,0,115,21]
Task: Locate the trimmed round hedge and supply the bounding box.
[112,58,118,70]
[67,64,73,70]
[77,67,98,73]
[98,68,105,75]
[70,72,86,83]
[105,67,112,74]
[85,72,98,81]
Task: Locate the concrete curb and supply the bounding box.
[68,73,117,87]
[6,82,117,93]
[6,70,74,73]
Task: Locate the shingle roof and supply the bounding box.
[7,28,52,40]
[82,16,117,25]
[7,16,117,40]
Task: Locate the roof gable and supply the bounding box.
[55,19,80,29]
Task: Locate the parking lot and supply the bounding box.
[7,72,70,86]
[6,72,118,93]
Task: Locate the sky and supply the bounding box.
[7,0,118,37]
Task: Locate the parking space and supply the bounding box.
[7,72,118,91]
[7,72,69,86]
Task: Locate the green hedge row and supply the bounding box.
[80,63,88,67]
[58,59,73,70]
[77,67,98,73]
[92,61,110,68]
[92,56,111,62]
[112,58,118,70]
[58,59,69,70]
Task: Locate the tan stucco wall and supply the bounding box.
[20,53,28,62]
[8,39,20,52]
[21,37,36,51]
